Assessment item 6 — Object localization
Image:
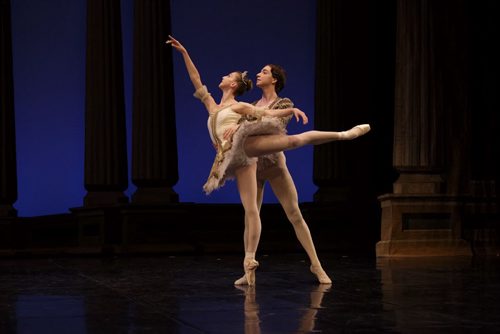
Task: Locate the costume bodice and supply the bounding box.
[207,106,241,148]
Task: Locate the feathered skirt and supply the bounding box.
[203,117,285,194]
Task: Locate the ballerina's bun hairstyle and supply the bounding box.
[268,64,286,93]
[234,71,253,96]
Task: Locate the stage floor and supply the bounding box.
[1,253,499,333]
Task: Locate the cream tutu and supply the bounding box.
[203,117,286,194]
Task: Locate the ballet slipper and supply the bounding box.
[234,274,248,286]
[339,124,371,140]
[244,259,259,286]
[310,265,332,284]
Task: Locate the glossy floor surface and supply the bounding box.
[1,253,499,333]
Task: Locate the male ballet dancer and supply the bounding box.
[231,64,332,285]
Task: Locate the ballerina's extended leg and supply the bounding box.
[337,124,371,140]
[244,124,371,157]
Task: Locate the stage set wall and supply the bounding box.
[1,0,498,257]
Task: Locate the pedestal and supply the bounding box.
[376,194,472,257]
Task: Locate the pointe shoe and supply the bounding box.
[234,274,248,286]
[244,259,259,286]
[339,124,371,140]
[354,124,371,136]
[310,265,332,284]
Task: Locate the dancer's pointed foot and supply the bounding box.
[234,274,248,286]
[339,124,371,140]
[244,259,259,286]
[310,265,332,284]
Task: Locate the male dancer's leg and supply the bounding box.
[235,154,332,284]
[267,156,332,284]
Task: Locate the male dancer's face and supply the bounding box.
[256,65,276,89]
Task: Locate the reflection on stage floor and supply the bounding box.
[1,253,499,333]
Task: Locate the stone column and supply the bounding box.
[313,0,372,203]
[377,0,471,257]
[391,0,445,194]
[84,0,128,207]
[0,0,17,217]
[313,0,345,202]
[131,0,178,204]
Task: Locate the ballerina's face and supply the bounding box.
[218,72,239,90]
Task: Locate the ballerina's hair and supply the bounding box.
[234,71,253,97]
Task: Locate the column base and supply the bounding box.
[72,206,123,252]
[377,193,473,257]
[131,186,179,204]
[393,170,445,194]
[0,205,17,217]
[84,191,129,208]
[376,239,472,257]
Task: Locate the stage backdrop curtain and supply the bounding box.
[0,0,18,216]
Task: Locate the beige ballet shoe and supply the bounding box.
[234,274,248,286]
[310,265,332,284]
[244,259,259,286]
[354,124,371,136]
[339,124,371,140]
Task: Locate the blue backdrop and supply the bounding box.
[11,0,316,216]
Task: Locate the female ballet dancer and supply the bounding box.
[167,35,370,285]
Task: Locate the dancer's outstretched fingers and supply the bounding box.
[293,108,308,124]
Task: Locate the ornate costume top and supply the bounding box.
[207,105,241,151]
[192,85,285,194]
